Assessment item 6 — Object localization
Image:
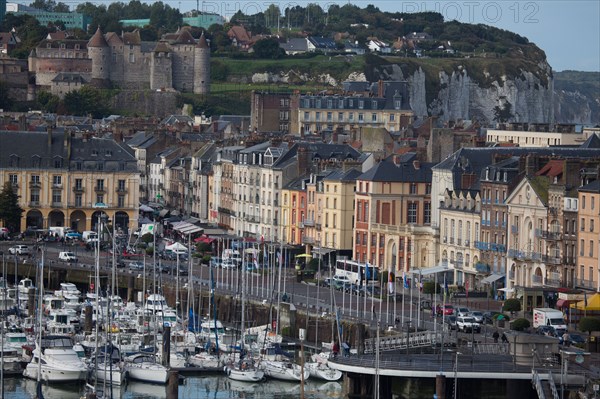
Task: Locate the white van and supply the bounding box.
[82,231,98,242]
[49,226,72,238]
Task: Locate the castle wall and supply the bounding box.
[171,45,195,92]
[150,52,172,90]
[193,47,210,94]
[30,57,91,86]
[120,46,150,89]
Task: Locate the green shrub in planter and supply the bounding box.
[503,298,521,313]
[510,318,530,331]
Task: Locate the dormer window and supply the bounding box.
[60,43,66,49]
[91,150,98,156]
[105,150,113,157]
[75,44,80,50]
[31,155,41,168]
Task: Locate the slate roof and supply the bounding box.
[126,131,157,149]
[358,153,433,183]
[280,38,308,53]
[323,168,362,182]
[580,133,600,148]
[308,36,337,50]
[197,33,209,49]
[434,147,600,191]
[51,72,87,84]
[273,143,362,169]
[0,131,137,171]
[579,179,600,193]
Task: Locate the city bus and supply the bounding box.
[335,259,379,285]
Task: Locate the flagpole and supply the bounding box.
[409,273,413,328]
[433,272,437,335]
[417,269,422,329]
[401,271,405,327]
[363,262,368,319]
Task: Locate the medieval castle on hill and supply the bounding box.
[28,27,210,97]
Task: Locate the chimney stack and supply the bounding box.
[47,125,53,148]
[378,79,384,98]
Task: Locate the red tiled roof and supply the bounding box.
[535,159,563,177]
[88,27,108,48]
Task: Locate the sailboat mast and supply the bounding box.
[36,248,44,390]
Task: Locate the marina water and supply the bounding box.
[1,374,344,399]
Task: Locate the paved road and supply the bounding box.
[0,238,503,340]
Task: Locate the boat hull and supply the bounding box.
[225,366,265,382]
[126,366,168,384]
[261,360,310,382]
[306,362,343,381]
[23,364,86,382]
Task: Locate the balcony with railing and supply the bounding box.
[29,201,40,207]
[303,218,315,227]
[575,278,596,290]
[531,275,543,286]
[507,249,542,261]
[116,187,128,194]
[544,272,562,287]
[542,254,561,265]
[72,186,84,193]
[302,236,315,244]
[51,202,62,208]
[95,185,105,193]
[29,181,41,188]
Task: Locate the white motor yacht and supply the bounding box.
[23,335,87,382]
[144,294,170,313]
[124,353,168,384]
[18,278,35,295]
[54,283,81,298]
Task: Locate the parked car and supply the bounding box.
[536,325,559,337]
[445,315,457,330]
[65,232,83,240]
[482,311,504,324]
[128,261,144,271]
[332,275,351,290]
[457,316,481,333]
[58,251,78,262]
[322,278,332,288]
[568,333,587,348]
[469,311,484,324]
[221,259,236,269]
[455,307,471,317]
[437,304,454,316]
[9,245,29,255]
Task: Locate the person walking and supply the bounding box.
[493,330,500,343]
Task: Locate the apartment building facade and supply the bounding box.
[354,153,435,273]
[0,131,139,232]
[438,189,482,287]
[577,180,600,291]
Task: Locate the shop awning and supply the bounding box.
[171,221,203,235]
[410,264,449,276]
[556,299,571,308]
[481,273,506,284]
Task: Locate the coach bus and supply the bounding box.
[335,259,379,285]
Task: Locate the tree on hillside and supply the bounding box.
[253,37,284,59]
[62,86,110,118]
[493,101,513,123]
[0,81,14,111]
[0,182,24,233]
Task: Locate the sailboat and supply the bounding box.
[23,250,87,384]
[224,239,264,382]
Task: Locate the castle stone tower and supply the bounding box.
[150,42,173,91]
[193,33,210,94]
[87,27,110,86]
